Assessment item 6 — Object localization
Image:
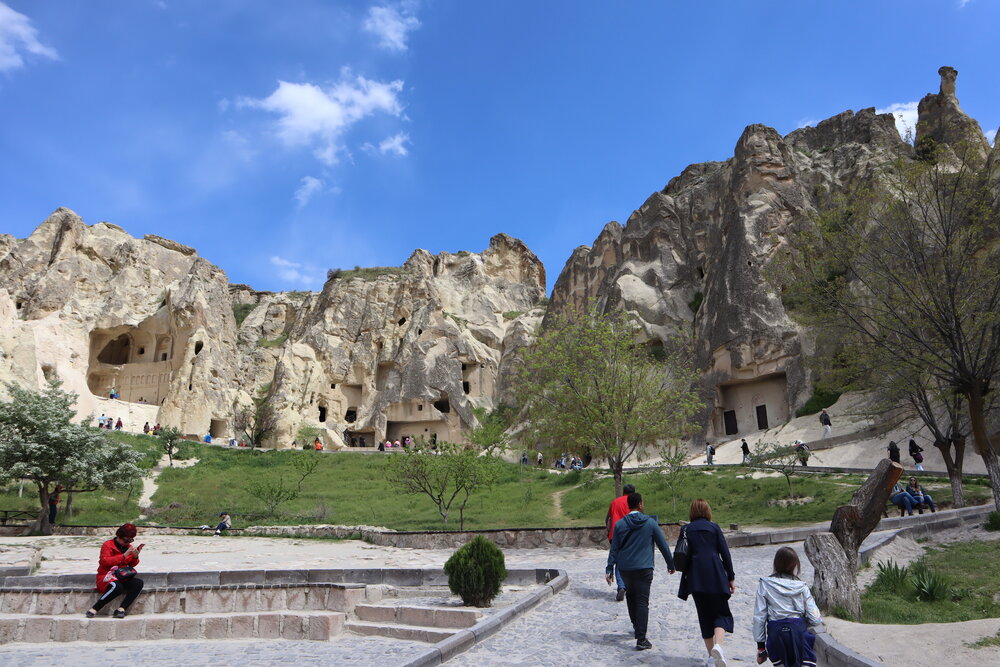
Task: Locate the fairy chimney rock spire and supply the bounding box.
[938,66,958,98]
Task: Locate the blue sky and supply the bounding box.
[1,1,997,293]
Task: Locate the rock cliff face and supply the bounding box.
[1,67,990,448]
[0,210,544,447]
[548,67,990,441]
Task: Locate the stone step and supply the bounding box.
[0,610,345,643]
[0,584,365,616]
[345,620,456,643]
[355,603,480,628]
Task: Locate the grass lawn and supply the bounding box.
[860,539,1000,624]
[0,433,990,532]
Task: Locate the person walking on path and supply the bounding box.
[605,492,675,651]
[85,523,144,618]
[605,483,636,602]
[819,409,832,439]
[536,451,543,466]
[741,439,751,464]
[678,498,736,667]
[752,546,821,667]
[705,443,715,465]
[794,440,810,467]
[887,440,901,464]
[908,439,925,471]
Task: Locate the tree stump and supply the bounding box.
[804,532,860,618]
[804,458,902,618]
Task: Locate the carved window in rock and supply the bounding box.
[97,334,131,365]
[345,408,357,423]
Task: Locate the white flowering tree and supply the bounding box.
[0,382,144,534]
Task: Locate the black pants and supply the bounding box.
[619,568,654,642]
[92,578,144,612]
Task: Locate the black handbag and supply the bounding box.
[113,566,137,580]
[673,526,689,572]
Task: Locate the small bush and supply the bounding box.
[872,560,910,594]
[444,536,507,607]
[910,563,953,602]
[985,511,1000,532]
[795,387,842,416]
[232,303,256,327]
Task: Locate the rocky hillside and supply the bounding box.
[0,212,545,447]
[548,66,996,442]
[1,67,993,448]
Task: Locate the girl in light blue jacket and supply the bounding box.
[752,547,821,667]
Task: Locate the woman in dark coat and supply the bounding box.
[887,441,901,464]
[678,499,736,667]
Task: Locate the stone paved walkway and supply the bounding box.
[0,537,807,666]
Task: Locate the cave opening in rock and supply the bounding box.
[194,341,204,355]
[209,419,227,438]
[318,405,327,422]
[345,408,357,423]
[398,317,406,326]
[97,334,131,365]
[462,381,471,394]
[433,397,450,413]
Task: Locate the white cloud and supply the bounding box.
[294,175,324,207]
[364,131,410,157]
[0,2,58,71]
[876,101,919,142]
[269,256,321,286]
[242,71,404,165]
[797,118,819,129]
[986,128,997,146]
[363,4,421,52]
[958,0,974,7]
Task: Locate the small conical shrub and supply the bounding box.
[444,535,507,607]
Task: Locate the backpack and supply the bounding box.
[709,446,716,455]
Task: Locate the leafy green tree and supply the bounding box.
[0,382,143,534]
[387,441,502,529]
[158,426,183,467]
[233,384,278,452]
[777,145,1000,510]
[467,406,512,454]
[245,476,299,517]
[513,307,703,496]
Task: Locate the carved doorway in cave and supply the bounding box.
[98,334,131,364]
[723,410,738,436]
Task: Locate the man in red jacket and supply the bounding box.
[606,483,636,602]
[85,523,145,618]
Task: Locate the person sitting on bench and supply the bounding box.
[905,477,936,513]
[890,483,920,516]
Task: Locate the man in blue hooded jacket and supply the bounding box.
[605,492,676,651]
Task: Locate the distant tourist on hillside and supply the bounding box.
[536,451,543,466]
[741,439,751,464]
[605,492,675,651]
[705,443,715,466]
[794,440,809,467]
[97,414,106,428]
[752,546,821,667]
[677,499,735,667]
[887,440,901,464]
[85,523,144,619]
[819,409,832,439]
[48,485,63,525]
[908,439,925,471]
[605,483,637,602]
[115,418,123,431]
[143,422,150,435]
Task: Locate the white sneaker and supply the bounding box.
[711,644,727,667]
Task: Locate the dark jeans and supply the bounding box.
[619,568,654,641]
[92,578,144,612]
[48,503,57,524]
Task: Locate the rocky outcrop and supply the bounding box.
[916,66,992,159]
[549,102,911,440]
[0,212,544,448]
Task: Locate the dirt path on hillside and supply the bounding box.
[137,454,198,520]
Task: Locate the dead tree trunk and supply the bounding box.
[804,459,902,618]
[804,532,860,618]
